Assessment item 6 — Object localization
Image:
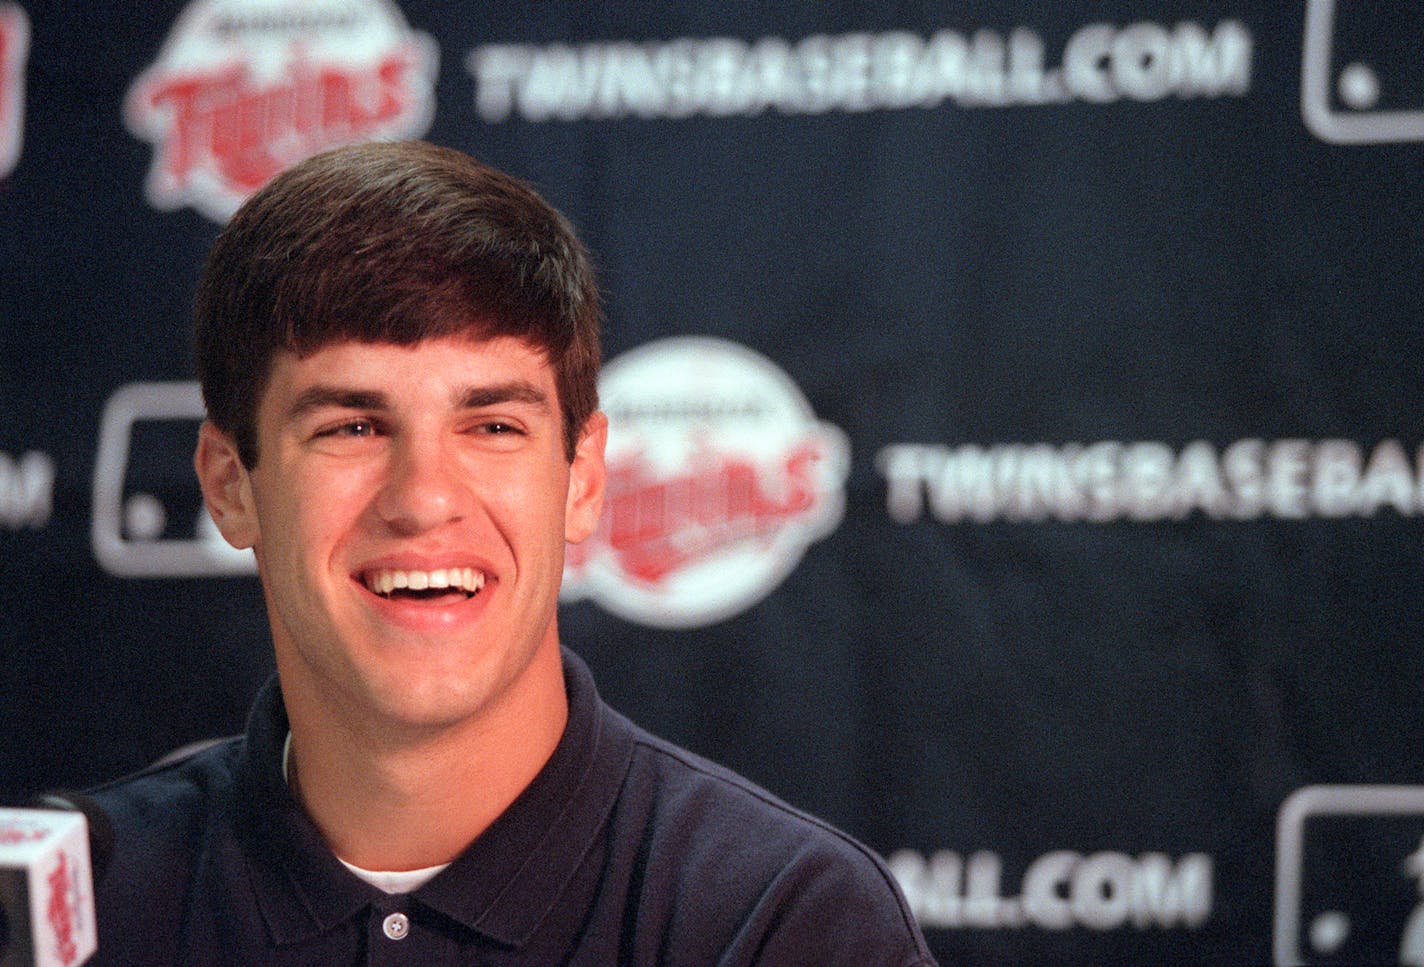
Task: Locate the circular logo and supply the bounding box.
[563,337,850,628]
[125,0,438,221]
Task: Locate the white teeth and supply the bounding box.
[364,568,486,596]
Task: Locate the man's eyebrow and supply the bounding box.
[283,382,549,420]
[457,381,550,410]
[286,387,389,420]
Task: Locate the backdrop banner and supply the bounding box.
[3,2,1422,963]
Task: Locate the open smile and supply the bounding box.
[361,567,487,601]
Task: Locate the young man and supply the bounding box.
[91,141,936,965]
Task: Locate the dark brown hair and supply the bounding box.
[195,140,601,466]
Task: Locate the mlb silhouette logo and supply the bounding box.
[1302,0,1424,143]
[1275,786,1424,965]
[92,382,256,578]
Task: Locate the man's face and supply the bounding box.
[198,336,606,734]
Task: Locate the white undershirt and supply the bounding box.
[282,732,451,894]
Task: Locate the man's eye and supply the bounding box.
[480,422,522,435]
[319,419,376,438]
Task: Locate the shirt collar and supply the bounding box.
[414,649,634,946]
[233,649,635,949]
[233,676,371,944]
[282,732,451,894]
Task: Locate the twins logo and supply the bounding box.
[0,818,47,846]
[563,337,850,628]
[0,3,28,178]
[124,0,437,221]
[46,850,79,966]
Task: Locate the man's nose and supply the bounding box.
[374,435,473,534]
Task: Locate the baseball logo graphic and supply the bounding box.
[564,337,850,628]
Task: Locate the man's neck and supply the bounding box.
[281,643,569,872]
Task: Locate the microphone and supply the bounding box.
[0,793,112,967]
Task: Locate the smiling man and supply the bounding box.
[89,141,935,966]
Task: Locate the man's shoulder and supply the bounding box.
[88,737,245,867]
[602,712,936,965]
[90,736,243,810]
[622,721,878,861]
[84,739,258,964]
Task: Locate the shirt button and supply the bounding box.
[382,912,410,941]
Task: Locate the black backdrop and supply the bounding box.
[3,2,1424,963]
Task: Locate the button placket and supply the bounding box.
[381,911,410,941]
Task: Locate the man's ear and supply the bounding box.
[194,421,260,550]
[565,411,608,545]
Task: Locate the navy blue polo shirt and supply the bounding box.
[90,650,936,965]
